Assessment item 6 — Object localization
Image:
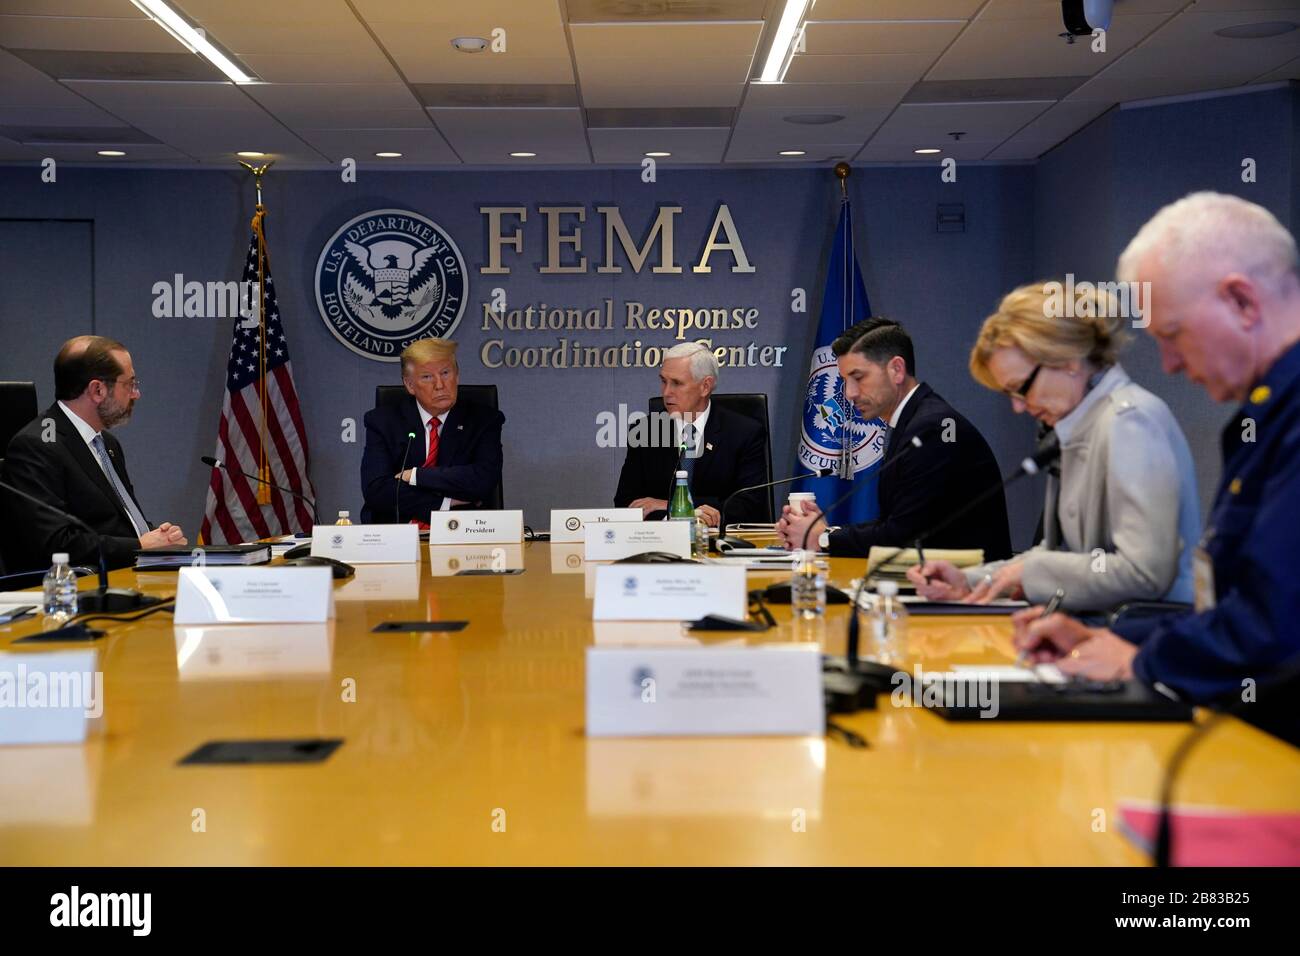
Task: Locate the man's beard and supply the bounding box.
[99,395,134,429]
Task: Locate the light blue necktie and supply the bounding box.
[91,434,149,537]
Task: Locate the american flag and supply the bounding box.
[199,209,315,544]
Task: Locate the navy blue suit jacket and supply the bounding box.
[360,395,504,524]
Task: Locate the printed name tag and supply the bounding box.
[312,523,418,564]
[592,564,746,621]
[585,645,824,737]
[585,521,691,561]
[0,650,100,745]
[174,566,334,624]
[550,508,643,543]
[427,510,523,544]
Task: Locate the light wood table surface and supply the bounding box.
[1,542,1296,865]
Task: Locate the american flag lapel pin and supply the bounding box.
[706,442,713,452]
[457,424,464,430]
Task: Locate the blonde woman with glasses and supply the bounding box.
[907,281,1201,613]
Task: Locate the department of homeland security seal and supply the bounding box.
[797,345,887,476]
[314,208,467,362]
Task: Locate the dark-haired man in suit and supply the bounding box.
[360,338,504,524]
[777,318,1011,559]
[3,335,186,571]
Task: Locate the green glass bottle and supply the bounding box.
[668,469,706,557]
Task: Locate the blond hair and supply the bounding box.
[969,281,1128,391]
[400,338,458,376]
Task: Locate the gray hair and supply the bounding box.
[663,341,718,384]
[1117,191,1299,293]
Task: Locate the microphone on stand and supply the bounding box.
[395,431,417,524]
[202,455,319,528]
[714,468,833,553]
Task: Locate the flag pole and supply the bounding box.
[833,162,854,479]
[238,160,275,505]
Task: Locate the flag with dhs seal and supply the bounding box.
[791,199,887,527]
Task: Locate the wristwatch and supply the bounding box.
[818,526,838,550]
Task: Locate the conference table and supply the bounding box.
[1,541,1297,866]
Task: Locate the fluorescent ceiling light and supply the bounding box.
[759,0,811,83]
[97,150,126,156]
[644,151,671,157]
[236,151,265,157]
[509,151,537,157]
[914,148,942,155]
[375,152,403,158]
[779,150,806,156]
[130,0,255,84]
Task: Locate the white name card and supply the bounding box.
[0,650,100,745]
[312,523,418,564]
[584,520,691,561]
[550,508,642,543]
[174,566,334,624]
[592,564,746,621]
[585,645,824,737]
[427,510,523,544]
[174,624,334,680]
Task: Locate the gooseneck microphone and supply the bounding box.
[0,478,164,614]
[395,431,417,524]
[714,468,834,552]
[202,455,319,527]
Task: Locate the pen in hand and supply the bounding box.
[1015,587,1066,669]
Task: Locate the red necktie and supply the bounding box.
[422,417,440,468]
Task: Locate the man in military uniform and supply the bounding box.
[1012,192,1300,736]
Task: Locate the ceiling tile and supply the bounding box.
[802,20,966,56]
[855,138,993,161]
[581,82,746,108]
[807,0,984,18]
[867,100,1054,146]
[0,13,180,52]
[588,127,729,164]
[293,127,459,164]
[743,80,912,109]
[784,51,937,83]
[429,107,590,164]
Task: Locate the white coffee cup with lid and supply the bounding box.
[788,492,817,516]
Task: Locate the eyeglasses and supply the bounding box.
[1010,365,1042,399]
[101,376,141,394]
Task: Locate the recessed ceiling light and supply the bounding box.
[645,151,671,157]
[784,113,844,126]
[375,152,403,158]
[236,151,265,157]
[509,151,536,158]
[451,36,489,52]
[914,148,942,155]
[779,150,806,156]
[97,150,126,157]
[1215,21,1297,39]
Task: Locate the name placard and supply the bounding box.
[0,650,100,745]
[592,564,746,621]
[550,508,642,543]
[584,520,690,561]
[585,645,824,737]
[174,566,334,624]
[312,523,418,564]
[174,624,333,680]
[427,510,523,544]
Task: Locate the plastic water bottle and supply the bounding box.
[42,552,78,622]
[869,580,909,663]
[668,470,706,558]
[335,510,353,526]
[791,551,828,618]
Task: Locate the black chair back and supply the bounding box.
[648,392,774,521]
[0,382,38,456]
[374,384,503,509]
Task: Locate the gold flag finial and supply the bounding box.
[238,159,275,206]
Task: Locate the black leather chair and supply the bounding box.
[0,381,38,457]
[648,393,774,522]
[374,384,504,509]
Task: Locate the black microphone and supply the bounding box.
[714,468,834,552]
[395,431,417,524]
[202,455,319,527]
[0,478,165,615]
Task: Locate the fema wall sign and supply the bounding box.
[315,208,467,362]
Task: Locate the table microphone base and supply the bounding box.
[78,588,165,614]
[823,659,898,714]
